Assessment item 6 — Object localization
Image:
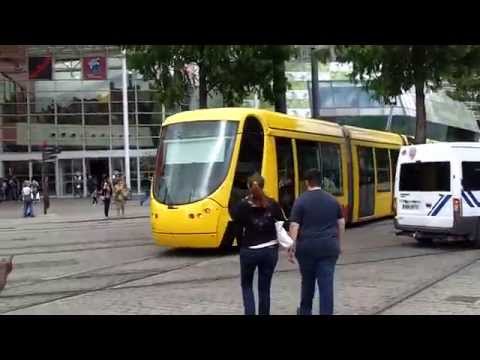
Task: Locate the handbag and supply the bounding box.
[275,221,294,248]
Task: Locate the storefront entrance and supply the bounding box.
[87,158,109,191]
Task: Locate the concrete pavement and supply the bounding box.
[0,198,150,226]
[2,210,480,314]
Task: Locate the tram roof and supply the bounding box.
[164,108,405,144]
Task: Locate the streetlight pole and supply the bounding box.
[311,47,320,119]
[122,49,131,189]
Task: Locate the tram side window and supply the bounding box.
[276,137,295,217]
[375,148,391,192]
[321,142,343,196]
[296,140,320,193]
[296,140,342,196]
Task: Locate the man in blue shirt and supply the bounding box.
[288,168,345,315]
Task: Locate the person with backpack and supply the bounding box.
[231,173,286,315]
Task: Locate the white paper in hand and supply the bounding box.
[275,221,294,248]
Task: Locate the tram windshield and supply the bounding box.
[154,121,238,205]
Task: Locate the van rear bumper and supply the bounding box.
[394,217,479,239]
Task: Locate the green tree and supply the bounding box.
[126,45,230,109]
[447,72,480,116]
[249,46,296,113]
[125,45,297,113]
[337,46,480,143]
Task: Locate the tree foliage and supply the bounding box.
[447,72,480,116]
[124,45,296,112]
[336,45,480,143]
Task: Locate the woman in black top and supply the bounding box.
[101,176,113,218]
[232,173,285,315]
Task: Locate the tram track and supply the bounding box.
[370,257,480,315]
[3,244,475,306]
[0,220,148,235]
[0,256,209,314]
[2,228,479,314]
[0,236,153,253]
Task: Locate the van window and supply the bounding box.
[399,162,450,192]
[462,162,480,191]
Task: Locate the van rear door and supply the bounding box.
[396,161,452,228]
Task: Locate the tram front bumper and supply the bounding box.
[152,231,220,248]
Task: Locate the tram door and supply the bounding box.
[358,146,375,218]
[229,117,264,211]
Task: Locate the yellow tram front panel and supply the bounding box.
[150,109,251,248]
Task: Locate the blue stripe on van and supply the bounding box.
[467,191,480,207]
[427,195,444,216]
[462,191,475,208]
[430,195,452,216]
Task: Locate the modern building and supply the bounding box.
[283,56,480,142]
[2,45,479,198]
[0,45,166,197]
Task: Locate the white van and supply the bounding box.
[394,142,480,246]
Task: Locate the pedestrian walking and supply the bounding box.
[231,173,285,315]
[288,169,345,315]
[140,176,152,206]
[73,173,82,198]
[21,180,34,218]
[31,179,40,202]
[101,176,113,218]
[0,179,6,202]
[113,178,129,217]
[0,256,13,294]
[9,178,18,201]
[87,175,95,196]
[92,188,98,206]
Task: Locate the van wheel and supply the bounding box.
[471,221,480,249]
[472,234,480,249]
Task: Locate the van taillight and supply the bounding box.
[453,198,461,214]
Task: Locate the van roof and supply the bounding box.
[403,142,480,149]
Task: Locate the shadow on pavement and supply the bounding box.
[161,247,238,258]
[401,240,473,251]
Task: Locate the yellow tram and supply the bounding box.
[150,108,407,248]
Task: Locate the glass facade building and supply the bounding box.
[0,45,168,196]
[284,60,480,142]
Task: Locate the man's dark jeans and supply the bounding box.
[240,245,278,315]
[296,254,338,315]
